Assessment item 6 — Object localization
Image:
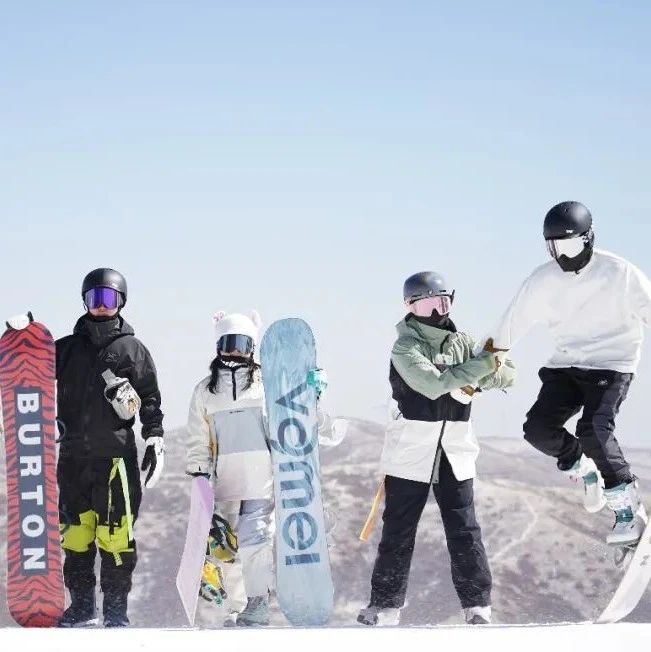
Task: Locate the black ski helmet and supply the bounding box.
[81,268,128,307]
[403,271,454,304]
[543,201,592,240]
[543,201,595,273]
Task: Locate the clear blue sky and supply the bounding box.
[2,2,651,443]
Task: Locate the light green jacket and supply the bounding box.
[391,317,516,401]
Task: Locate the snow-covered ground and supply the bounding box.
[1,623,651,652]
[1,419,651,628]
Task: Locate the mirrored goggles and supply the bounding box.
[546,236,585,260]
[407,295,452,317]
[84,287,121,310]
[217,334,254,355]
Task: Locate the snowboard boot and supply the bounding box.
[561,454,606,513]
[236,595,270,627]
[58,588,98,627]
[357,605,401,627]
[464,605,492,625]
[604,480,646,547]
[223,611,239,628]
[103,591,130,628]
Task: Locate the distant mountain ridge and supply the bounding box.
[1,418,650,627]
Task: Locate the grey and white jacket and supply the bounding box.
[186,366,272,502]
[186,365,335,502]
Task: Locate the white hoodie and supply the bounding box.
[491,249,651,373]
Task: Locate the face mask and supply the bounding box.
[412,311,449,327]
[546,229,594,273]
[218,353,253,369]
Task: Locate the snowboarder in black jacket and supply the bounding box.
[56,268,164,627]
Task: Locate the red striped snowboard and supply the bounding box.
[0,313,64,627]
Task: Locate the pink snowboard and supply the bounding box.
[176,476,214,625]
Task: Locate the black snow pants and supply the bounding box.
[370,451,492,610]
[57,454,142,596]
[523,367,633,489]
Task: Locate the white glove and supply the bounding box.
[141,436,165,489]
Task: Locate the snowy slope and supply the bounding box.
[1,419,650,628]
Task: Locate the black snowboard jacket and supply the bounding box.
[56,314,164,459]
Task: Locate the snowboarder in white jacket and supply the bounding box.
[185,310,331,627]
[487,201,651,547]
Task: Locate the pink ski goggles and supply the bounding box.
[406,295,452,317]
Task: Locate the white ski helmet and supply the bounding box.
[213,310,262,355]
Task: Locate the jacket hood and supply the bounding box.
[74,314,135,349]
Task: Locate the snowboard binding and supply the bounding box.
[613,543,637,568]
[612,503,649,568]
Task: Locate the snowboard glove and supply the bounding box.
[207,514,238,563]
[307,368,328,400]
[141,436,165,489]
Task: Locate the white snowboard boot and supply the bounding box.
[222,611,239,628]
[464,605,491,625]
[357,605,401,626]
[562,454,606,513]
[604,481,646,547]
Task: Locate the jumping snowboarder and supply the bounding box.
[358,272,515,627]
[486,201,651,547]
[56,268,165,627]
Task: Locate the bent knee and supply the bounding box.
[523,412,549,442]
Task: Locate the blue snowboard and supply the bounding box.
[260,318,334,626]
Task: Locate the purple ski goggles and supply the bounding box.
[84,287,121,310]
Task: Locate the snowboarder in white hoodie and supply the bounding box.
[185,310,331,627]
[487,201,651,547]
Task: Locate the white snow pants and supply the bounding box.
[220,498,275,600]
